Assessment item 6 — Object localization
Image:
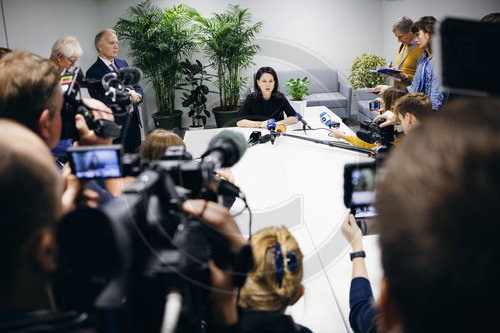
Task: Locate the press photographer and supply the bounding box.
[55,130,253,333]
[0,119,249,332]
[0,51,125,208]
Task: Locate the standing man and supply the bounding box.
[49,35,83,73]
[86,28,143,153]
[386,17,424,87]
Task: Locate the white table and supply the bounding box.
[184,106,383,333]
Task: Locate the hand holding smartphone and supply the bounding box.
[369,100,381,111]
[343,162,379,235]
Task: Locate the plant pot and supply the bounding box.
[213,108,240,128]
[289,99,307,115]
[152,110,183,131]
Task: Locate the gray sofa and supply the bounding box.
[357,88,380,125]
[253,68,352,120]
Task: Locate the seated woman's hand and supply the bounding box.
[330,128,348,140]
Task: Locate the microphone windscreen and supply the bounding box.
[259,134,272,143]
[248,131,262,143]
[208,130,247,163]
[267,118,276,131]
[118,67,142,86]
[276,124,286,133]
[319,111,333,127]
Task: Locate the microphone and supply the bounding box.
[101,67,142,87]
[201,130,247,168]
[249,133,271,147]
[295,113,312,129]
[270,123,286,145]
[117,67,142,86]
[258,134,272,144]
[248,131,262,144]
[276,124,286,134]
[266,118,276,131]
[319,111,340,129]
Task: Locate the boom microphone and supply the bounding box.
[118,67,142,86]
[201,130,247,168]
[295,113,312,129]
[319,111,340,129]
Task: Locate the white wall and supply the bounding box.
[1,0,101,70]
[1,0,498,130]
[0,1,7,46]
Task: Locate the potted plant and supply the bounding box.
[286,77,311,115]
[349,53,388,91]
[176,59,216,129]
[114,0,198,130]
[196,5,263,127]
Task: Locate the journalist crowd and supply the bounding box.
[0,10,499,333]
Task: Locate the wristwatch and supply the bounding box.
[350,251,366,261]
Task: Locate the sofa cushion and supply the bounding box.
[312,92,347,108]
[304,94,319,106]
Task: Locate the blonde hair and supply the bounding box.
[239,226,303,313]
[140,129,185,161]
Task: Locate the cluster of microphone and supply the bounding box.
[247,111,341,146]
[319,111,340,129]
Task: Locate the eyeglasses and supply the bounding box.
[66,57,78,66]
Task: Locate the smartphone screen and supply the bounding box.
[67,144,122,179]
[369,100,381,111]
[344,162,379,234]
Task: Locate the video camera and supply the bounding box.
[55,130,253,333]
[59,66,141,141]
[356,119,395,147]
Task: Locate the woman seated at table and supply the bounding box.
[237,66,299,128]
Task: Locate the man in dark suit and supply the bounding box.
[86,28,143,153]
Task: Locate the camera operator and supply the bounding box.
[0,51,118,210]
[330,87,407,148]
[0,120,97,331]
[373,92,432,135]
[0,123,249,331]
